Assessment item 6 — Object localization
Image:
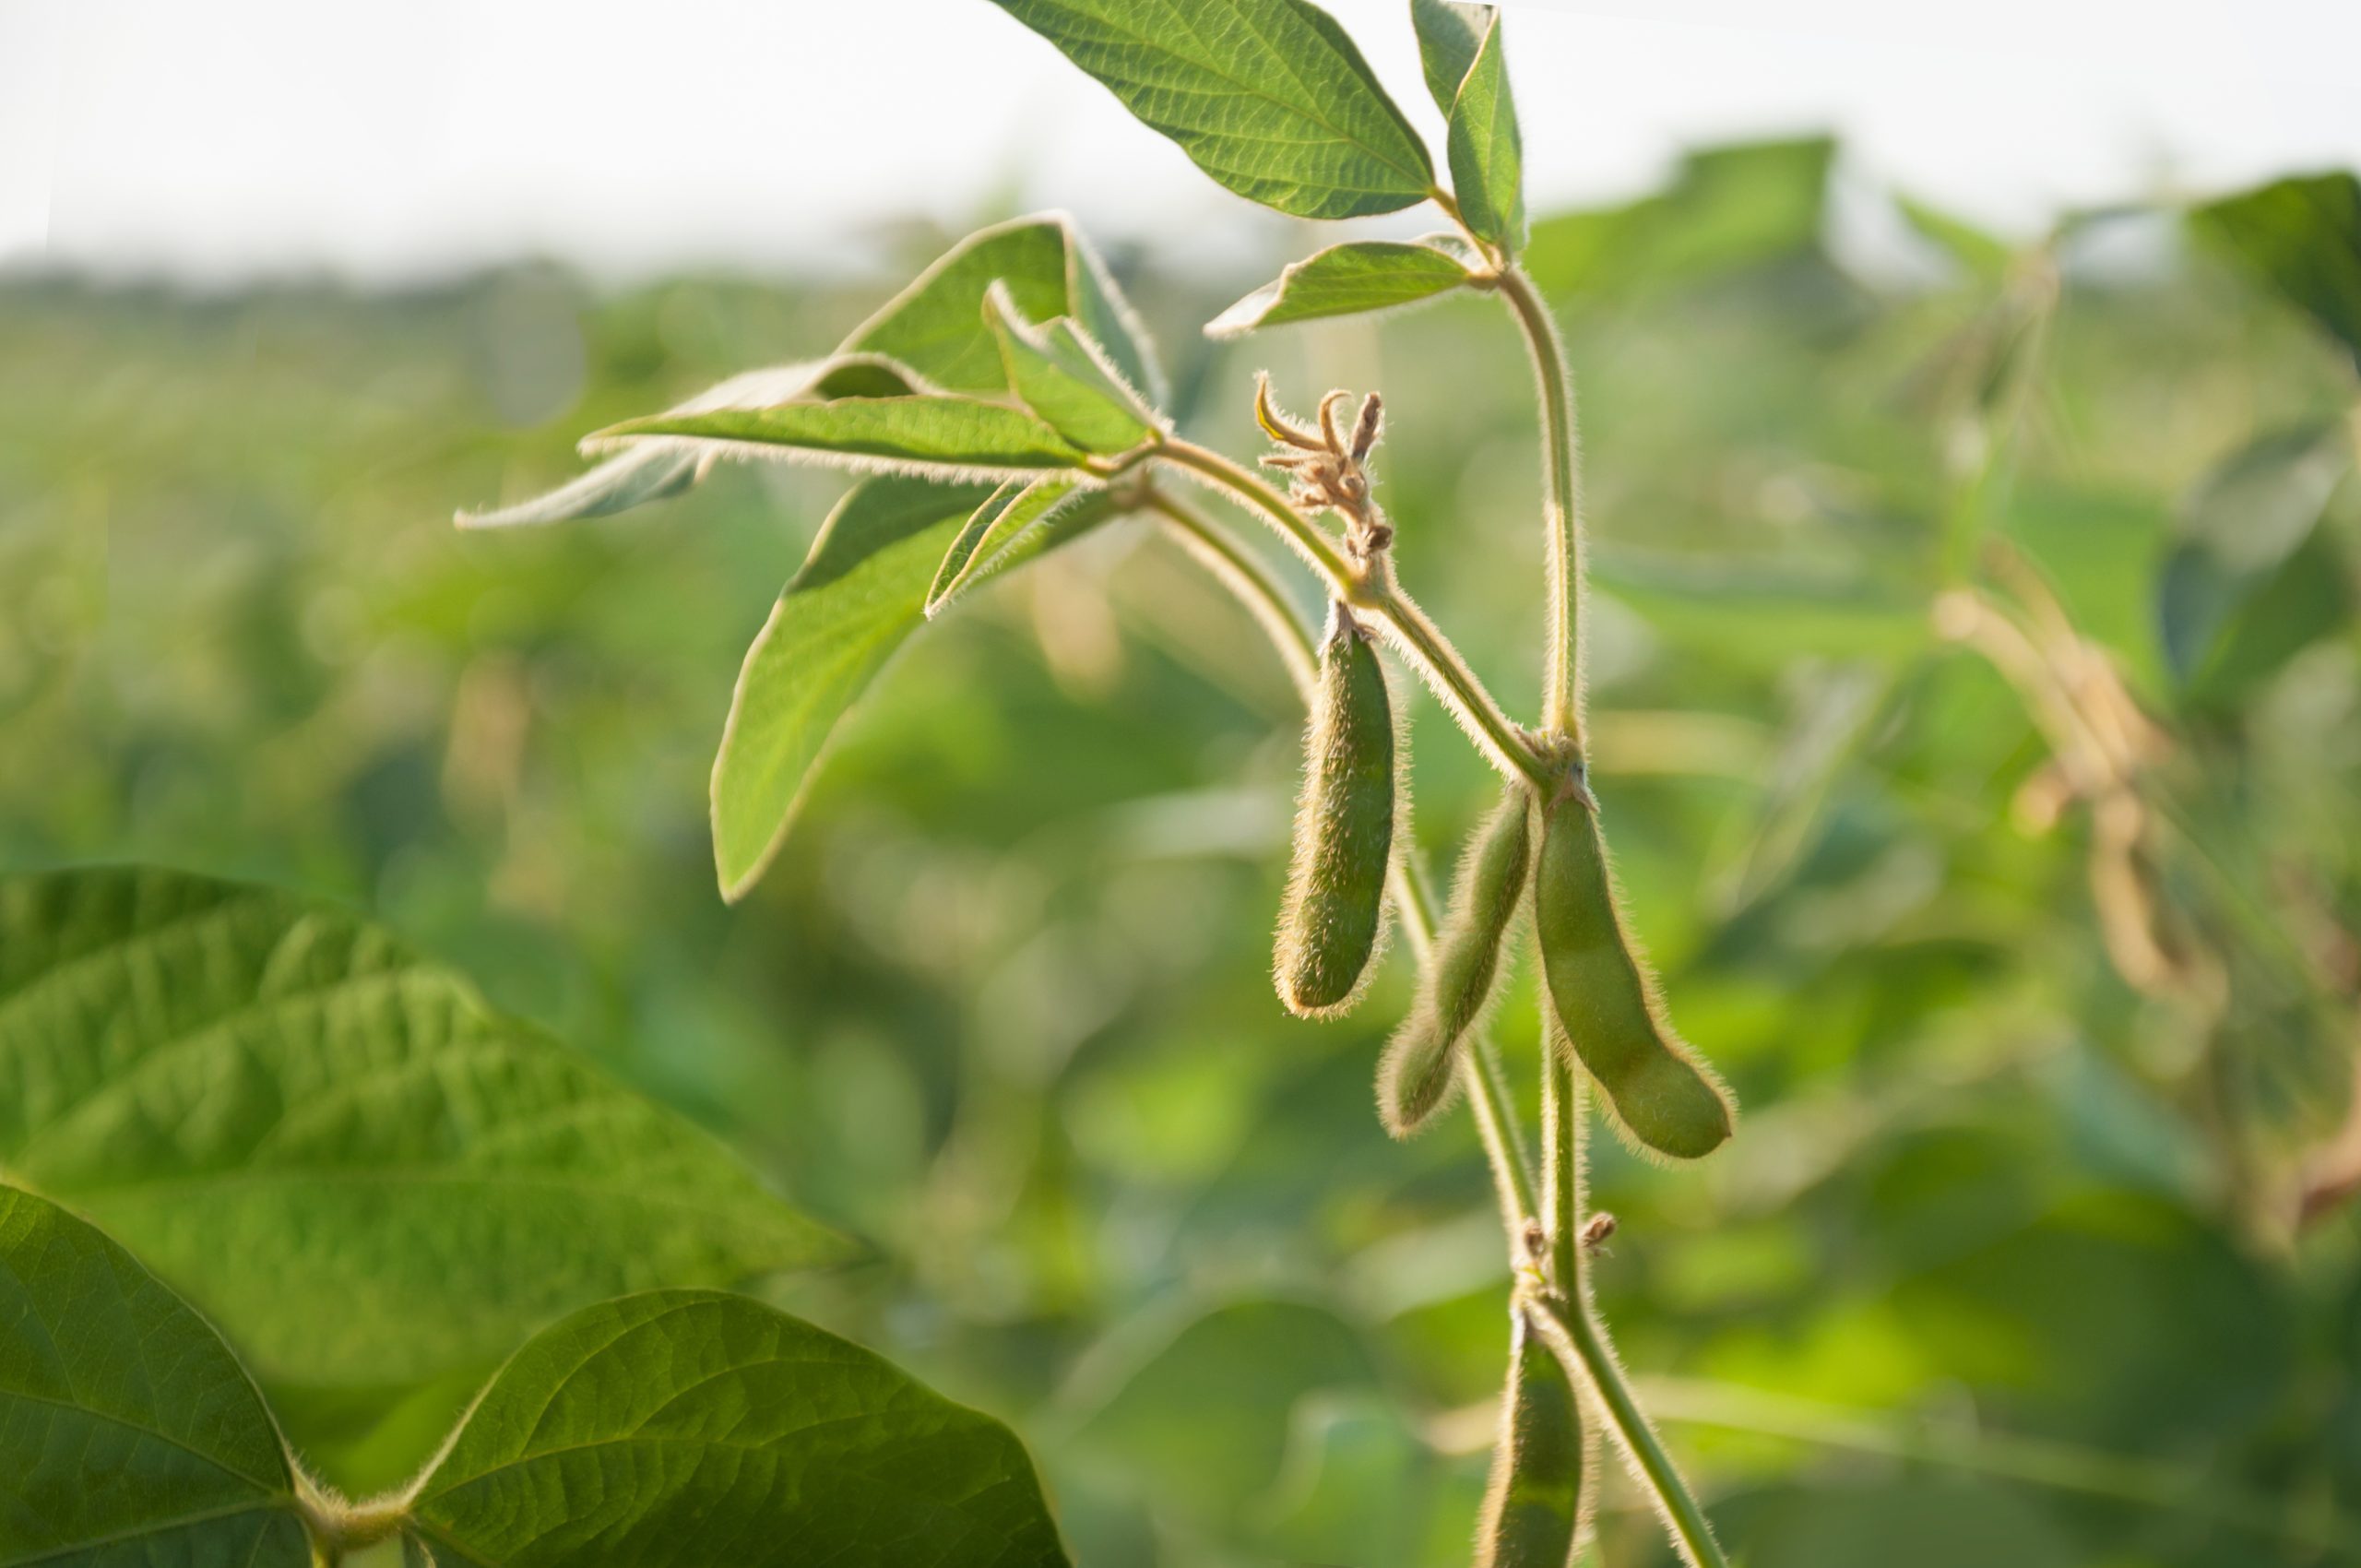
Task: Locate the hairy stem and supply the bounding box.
[1496,267,1584,745]
[1155,440,1551,790]
[1498,262,1731,1567]
[1145,487,1539,1238]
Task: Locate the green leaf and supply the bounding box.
[1206,240,1474,338]
[712,476,1122,898]
[982,281,1161,455]
[1409,0,1488,115]
[0,1183,310,1568]
[1896,193,2015,283]
[848,215,1167,405]
[1426,6,1520,249]
[593,396,1090,481]
[2192,171,2361,369]
[2156,420,2354,687]
[460,216,1163,529]
[0,867,851,1390]
[927,475,1088,618]
[455,359,914,531]
[990,0,1434,220]
[408,1289,1069,1568]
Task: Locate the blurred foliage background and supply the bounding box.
[6,139,2361,1567]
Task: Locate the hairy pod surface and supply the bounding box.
[1380,782,1532,1135]
[1534,790,1734,1158]
[1477,1308,1589,1568]
[1276,605,1399,1017]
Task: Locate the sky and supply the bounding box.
[4,0,2358,283]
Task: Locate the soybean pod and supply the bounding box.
[1477,1307,1591,1568]
[1379,783,1532,1135]
[1534,788,1734,1159]
[1275,603,1399,1017]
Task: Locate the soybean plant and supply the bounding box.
[461,3,1739,1562]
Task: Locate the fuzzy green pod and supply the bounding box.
[1275,604,1399,1017]
[1379,783,1532,1135]
[1534,790,1734,1159]
[1477,1308,1590,1568]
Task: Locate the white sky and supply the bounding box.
[4,0,2357,283]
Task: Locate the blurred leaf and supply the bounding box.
[2157,419,2352,688]
[1207,240,1475,339]
[409,1289,1068,1568]
[1896,194,2017,283]
[1526,137,1835,299]
[982,281,1161,454]
[2194,525,2355,704]
[1257,1394,1437,1568]
[712,477,1123,897]
[0,1184,310,1568]
[2192,171,2361,369]
[1062,1300,1384,1519]
[928,474,1087,618]
[1440,10,1525,253]
[593,395,1090,481]
[0,867,849,1389]
[1409,0,1488,115]
[988,0,1434,220]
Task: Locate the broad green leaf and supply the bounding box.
[2192,171,2361,368]
[1430,6,1524,251]
[1409,0,1488,115]
[0,867,850,1389]
[928,474,1088,618]
[712,476,1122,898]
[593,396,1090,481]
[982,281,1161,455]
[990,0,1434,220]
[460,217,1162,528]
[1206,240,1474,338]
[2156,420,2353,687]
[408,1289,1069,1568]
[0,1183,310,1568]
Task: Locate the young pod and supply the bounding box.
[1476,1308,1591,1568]
[1275,604,1399,1017]
[1379,783,1533,1136]
[1534,788,1734,1159]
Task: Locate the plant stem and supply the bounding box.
[1154,439,1552,790]
[1495,267,1584,746]
[1527,1286,1731,1568]
[1145,488,1540,1239]
[1497,262,1732,1568]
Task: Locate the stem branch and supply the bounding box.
[1496,267,1584,745]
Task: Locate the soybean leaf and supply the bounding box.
[0,867,851,1390]
[460,216,1162,528]
[2157,420,2353,688]
[982,281,1161,455]
[1409,0,1488,114]
[712,476,1122,899]
[0,1183,311,1568]
[928,474,1087,618]
[2192,171,2361,369]
[848,215,1166,404]
[455,358,917,530]
[990,0,1433,220]
[1897,193,2016,283]
[1525,137,1834,300]
[592,396,1090,481]
[408,1289,1070,1568]
[1437,8,1524,251]
[1207,241,1475,338]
